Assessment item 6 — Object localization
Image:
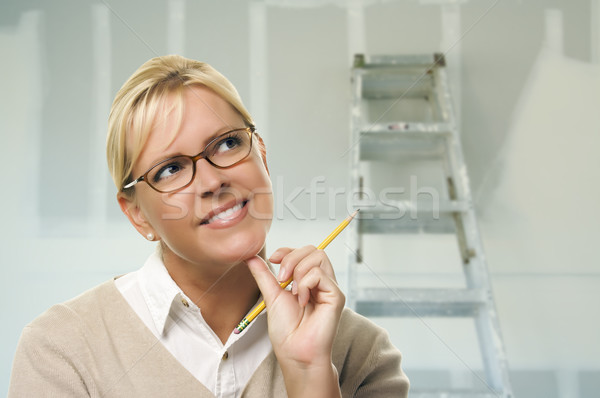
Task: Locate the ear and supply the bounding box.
[117,192,158,241]
[254,132,269,175]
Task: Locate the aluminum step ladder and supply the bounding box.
[347,53,513,397]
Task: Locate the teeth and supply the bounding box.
[206,202,244,224]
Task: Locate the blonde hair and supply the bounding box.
[106,55,257,194]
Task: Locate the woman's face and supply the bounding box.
[124,85,273,269]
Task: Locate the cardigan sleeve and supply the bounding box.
[352,328,409,398]
[8,324,91,397]
[335,309,409,398]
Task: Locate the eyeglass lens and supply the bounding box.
[146,129,252,192]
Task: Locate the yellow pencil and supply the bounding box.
[234,209,359,334]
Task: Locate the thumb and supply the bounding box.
[246,256,284,307]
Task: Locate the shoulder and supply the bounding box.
[333,308,410,397]
[9,280,120,397]
[10,279,214,397]
[15,280,124,364]
[26,280,119,336]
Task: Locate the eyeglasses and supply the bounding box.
[123,127,254,193]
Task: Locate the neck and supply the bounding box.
[161,245,266,344]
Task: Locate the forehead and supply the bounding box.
[133,85,244,171]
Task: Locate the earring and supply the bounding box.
[146,232,154,241]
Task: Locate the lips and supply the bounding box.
[200,200,249,226]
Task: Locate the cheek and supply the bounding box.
[145,192,195,227]
[246,166,273,221]
[248,191,273,223]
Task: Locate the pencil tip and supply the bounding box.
[350,209,360,218]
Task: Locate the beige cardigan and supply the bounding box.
[9,280,409,397]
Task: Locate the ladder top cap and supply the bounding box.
[353,52,447,69]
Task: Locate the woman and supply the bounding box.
[9,55,409,397]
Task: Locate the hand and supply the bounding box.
[245,246,345,397]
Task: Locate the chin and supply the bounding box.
[218,230,268,265]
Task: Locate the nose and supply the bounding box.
[193,158,229,198]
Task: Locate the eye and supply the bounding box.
[152,159,185,183]
[214,134,243,154]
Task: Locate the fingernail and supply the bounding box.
[277,266,284,281]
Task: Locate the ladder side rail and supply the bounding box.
[435,66,482,272]
[433,66,479,268]
[434,63,513,397]
[428,64,447,123]
[473,301,514,396]
[432,66,454,125]
[347,67,364,310]
[464,202,514,397]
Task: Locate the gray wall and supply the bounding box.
[1,0,598,396]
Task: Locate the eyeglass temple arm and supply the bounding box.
[123,176,143,190]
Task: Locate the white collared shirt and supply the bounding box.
[115,251,272,398]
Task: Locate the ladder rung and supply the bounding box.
[360,72,434,98]
[358,124,452,160]
[354,54,445,98]
[359,122,453,135]
[358,216,455,234]
[408,390,505,398]
[363,53,444,68]
[355,288,487,317]
[354,200,468,214]
[356,202,468,235]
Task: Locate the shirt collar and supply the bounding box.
[138,250,191,336]
[137,249,269,340]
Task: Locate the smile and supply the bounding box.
[200,200,249,227]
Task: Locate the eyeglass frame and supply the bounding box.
[122,126,255,194]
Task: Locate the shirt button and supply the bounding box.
[181,298,189,308]
[222,351,229,360]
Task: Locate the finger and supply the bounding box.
[245,256,284,307]
[276,246,315,283]
[278,245,318,283]
[268,247,294,264]
[296,267,345,309]
[293,250,337,285]
[269,247,295,281]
